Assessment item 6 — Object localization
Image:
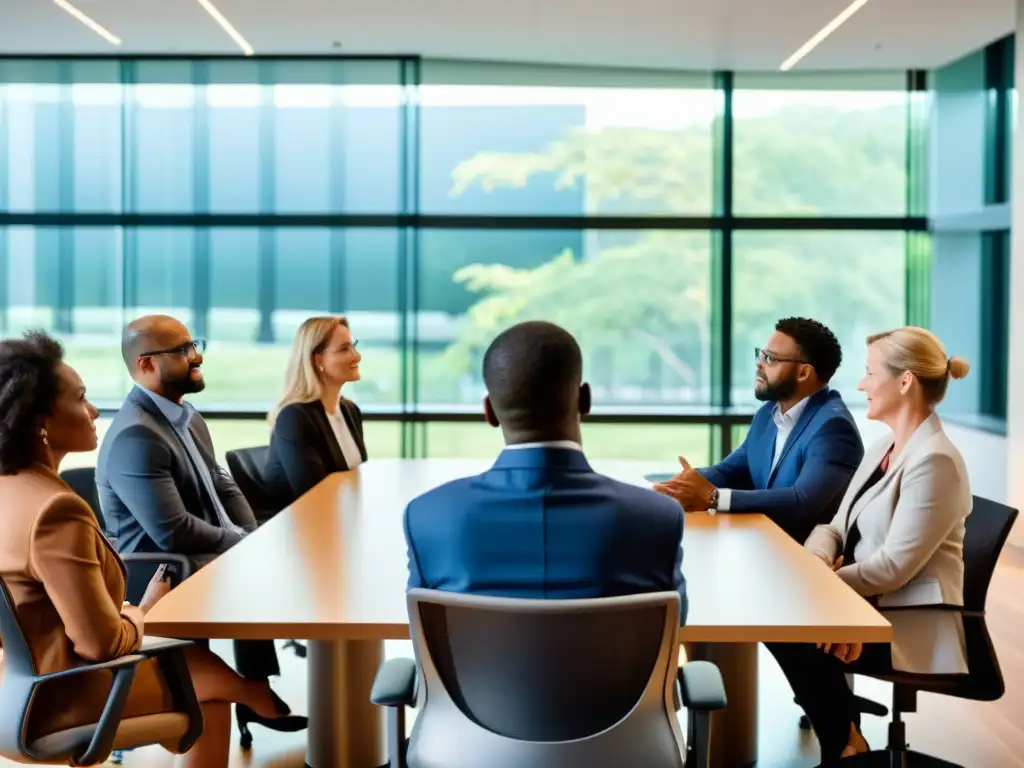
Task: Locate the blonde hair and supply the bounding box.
[866,326,969,407]
[269,316,349,425]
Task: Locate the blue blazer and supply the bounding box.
[700,389,863,543]
[404,447,688,625]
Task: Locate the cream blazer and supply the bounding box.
[805,413,970,674]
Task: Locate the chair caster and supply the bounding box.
[799,713,812,730]
[110,750,125,765]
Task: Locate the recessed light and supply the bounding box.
[53,0,121,46]
[780,0,872,72]
[195,0,255,56]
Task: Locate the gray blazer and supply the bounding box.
[805,413,971,674]
[96,386,257,566]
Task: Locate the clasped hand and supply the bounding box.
[652,457,716,511]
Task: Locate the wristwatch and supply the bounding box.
[707,488,719,515]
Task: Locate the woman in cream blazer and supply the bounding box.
[0,332,297,766]
[769,327,972,762]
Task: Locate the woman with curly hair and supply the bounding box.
[0,331,295,766]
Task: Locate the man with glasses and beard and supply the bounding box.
[654,317,864,544]
[97,315,307,748]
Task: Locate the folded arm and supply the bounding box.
[725,418,862,538]
[837,453,967,598]
[107,426,244,555]
[31,496,144,662]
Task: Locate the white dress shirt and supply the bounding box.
[716,395,811,512]
[325,406,364,469]
[505,440,583,452]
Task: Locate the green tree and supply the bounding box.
[442,102,908,402]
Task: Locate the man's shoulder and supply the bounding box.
[592,473,682,516]
[406,474,479,512]
[812,392,858,430]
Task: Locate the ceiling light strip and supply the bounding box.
[195,0,255,56]
[779,0,872,71]
[52,0,121,45]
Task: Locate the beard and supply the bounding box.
[160,364,206,398]
[754,373,797,402]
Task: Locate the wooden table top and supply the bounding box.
[146,459,891,644]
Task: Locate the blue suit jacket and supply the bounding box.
[700,389,863,543]
[404,447,688,625]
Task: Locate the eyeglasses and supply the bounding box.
[321,340,360,354]
[139,339,207,359]
[755,347,807,367]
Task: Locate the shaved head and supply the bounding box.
[121,315,205,402]
[482,321,590,444]
[121,315,190,370]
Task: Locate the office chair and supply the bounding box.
[224,446,278,525]
[60,467,195,765]
[60,468,193,586]
[371,590,727,768]
[224,447,307,661]
[833,495,1018,767]
[0,577,203,766]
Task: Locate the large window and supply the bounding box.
[731,231,908,404]
[419,63,717,216]
[732,73,910,216]
[417,229,712,406]
[0,59,406,215]
[0,57,931,460]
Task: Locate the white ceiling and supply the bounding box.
[0,0,1016,71]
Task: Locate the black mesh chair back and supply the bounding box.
[225,446,276,523]
[963,496,1017,613]
[951,496,1018,702]
[406,589,685,768]
[59,468,105,531]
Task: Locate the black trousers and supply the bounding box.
[766,641,893,763]
[125,559,281,682]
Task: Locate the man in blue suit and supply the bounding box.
[655,317,863,543]
[404,321,688,624]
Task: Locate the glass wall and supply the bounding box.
[0,57,928,460]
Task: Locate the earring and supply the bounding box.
[319,366,325,373]
[40,429,49,447]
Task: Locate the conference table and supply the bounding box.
[145,458,891,768]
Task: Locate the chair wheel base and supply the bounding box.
[827,749,963,767]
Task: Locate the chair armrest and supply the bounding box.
[370,658,417,708]
[34,654,149,684]
[680,661,727,712]
[120,553,193,581]
[137,637,195,656]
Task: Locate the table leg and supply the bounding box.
[306,639,385,768]
[687,642,758,767]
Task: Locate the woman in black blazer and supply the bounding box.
[264,316,368,508]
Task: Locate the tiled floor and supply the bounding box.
[9,547,1024,767]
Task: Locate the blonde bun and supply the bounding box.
[947,356,970,380]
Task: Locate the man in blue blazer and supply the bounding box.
[404,321,688,624]
[656,317,863,543]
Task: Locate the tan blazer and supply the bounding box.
[0,464,173,741]
[805,414,970,674]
